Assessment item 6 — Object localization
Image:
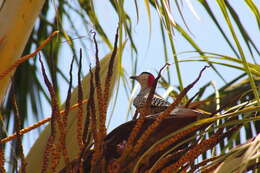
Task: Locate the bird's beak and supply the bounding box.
[130,76,137,80]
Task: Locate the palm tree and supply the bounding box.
[0,0,259,172]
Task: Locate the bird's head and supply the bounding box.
[130,72,155,89]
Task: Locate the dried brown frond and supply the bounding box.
[63,55,75,130]
[60,55,75,167]
[189,155,220,173]
[77,49,84,152]
[150,125,204,157]
[39,56,58,173]
[149,149,186,173]
[98,29,119,171]
[88,66,97,139]
[117,111,146,163]
[0,31,59,80]
[83,66,95,145]
[50,144,62,172]
[1,99,88,144]
[103,28,119,114]
[0,143,5,173]
[41,135,55,173]
[82,106,91,145]
[39,56,63,172]
[81,71,95,173]
[89,32,106,173]
[11,83,26,173]
[92,32,106,139]
[89,29,121,172]
[161,125,241,172]
[89,64,101,172]
[184,89,202,108]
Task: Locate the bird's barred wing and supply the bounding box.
[133,92,170,108]
[151,95,170,107]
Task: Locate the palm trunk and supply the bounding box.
[0,0,46,103]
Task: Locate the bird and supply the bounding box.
[130,72,170,116]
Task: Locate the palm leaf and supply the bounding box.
[25,51,120,172]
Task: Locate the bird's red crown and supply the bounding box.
[147,73,155,88]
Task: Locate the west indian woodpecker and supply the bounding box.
[130,72,170,116]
